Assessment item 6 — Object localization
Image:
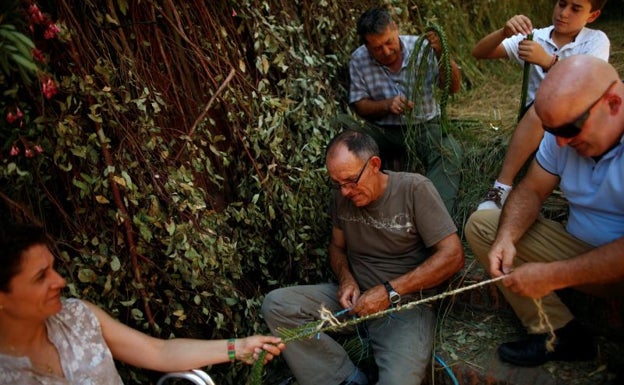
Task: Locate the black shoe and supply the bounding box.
[497,319,596,367]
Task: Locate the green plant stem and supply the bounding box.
[518,33,534,122]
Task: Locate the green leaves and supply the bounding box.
[0,24,37,83]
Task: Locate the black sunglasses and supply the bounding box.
[542,80,618,138]
[330,157,372,190]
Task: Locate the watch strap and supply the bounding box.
[383,281,401,305]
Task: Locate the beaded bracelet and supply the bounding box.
[545,54,558,72]
[227,338,236,362]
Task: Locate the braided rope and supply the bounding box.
[404,23,456,173]
[247,276,507,385]
[425,22,452,121]
[280,275,505,342]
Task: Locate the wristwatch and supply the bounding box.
[383,281,401,306]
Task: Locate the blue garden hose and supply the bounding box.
[435,354,459,385]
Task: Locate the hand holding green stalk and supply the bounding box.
[518,33,534,121]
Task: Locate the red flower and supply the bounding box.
[10,145,20,156]
[33,48,46,63]
[43,23,60,39]
[25,148,34,158]
[28,4,46,24]
[6,112,17,124]
[6,107,23,124]
[41,76,58,99]
[34,145,44,154]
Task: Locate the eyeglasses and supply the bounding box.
[330,157,372,190]
[543,80,618,138]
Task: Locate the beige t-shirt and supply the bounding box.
[0,299,123,385]
[332,171,457,291]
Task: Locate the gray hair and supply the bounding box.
[356,7,395,45]
[325,129,379,162]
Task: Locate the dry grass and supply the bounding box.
[450,71,521,125]
[447,65,523,229]
[602,18,624,75]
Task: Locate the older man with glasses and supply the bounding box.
[465,54,624,368]
[262,129,464,385]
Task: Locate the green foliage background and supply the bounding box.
[8,0,620,383]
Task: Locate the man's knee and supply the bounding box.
[465,209,501,263]
[261,287,290,326]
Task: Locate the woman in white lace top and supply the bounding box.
[0,223,284,385]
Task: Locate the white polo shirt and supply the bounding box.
[503,26,610,106]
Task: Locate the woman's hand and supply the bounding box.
[235,335,285,365]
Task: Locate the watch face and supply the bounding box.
[384,281,400,305]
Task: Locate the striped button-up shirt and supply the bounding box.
[349,35,440,126]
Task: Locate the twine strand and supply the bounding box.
[253,276,558,385]
[533,297,556,352]
[278,275,507,343]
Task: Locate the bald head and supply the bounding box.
[535,55,619,125]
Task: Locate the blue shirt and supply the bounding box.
[349,35,439,125]
[536,133,624,246]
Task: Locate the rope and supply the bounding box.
[247,276,507,385]
[296,275,506,340]
[402,22,462,207]
[249,276,559,385]
[533,298,556,352]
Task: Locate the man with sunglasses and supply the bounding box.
[465,55,624,368]
[262,129,464,385]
